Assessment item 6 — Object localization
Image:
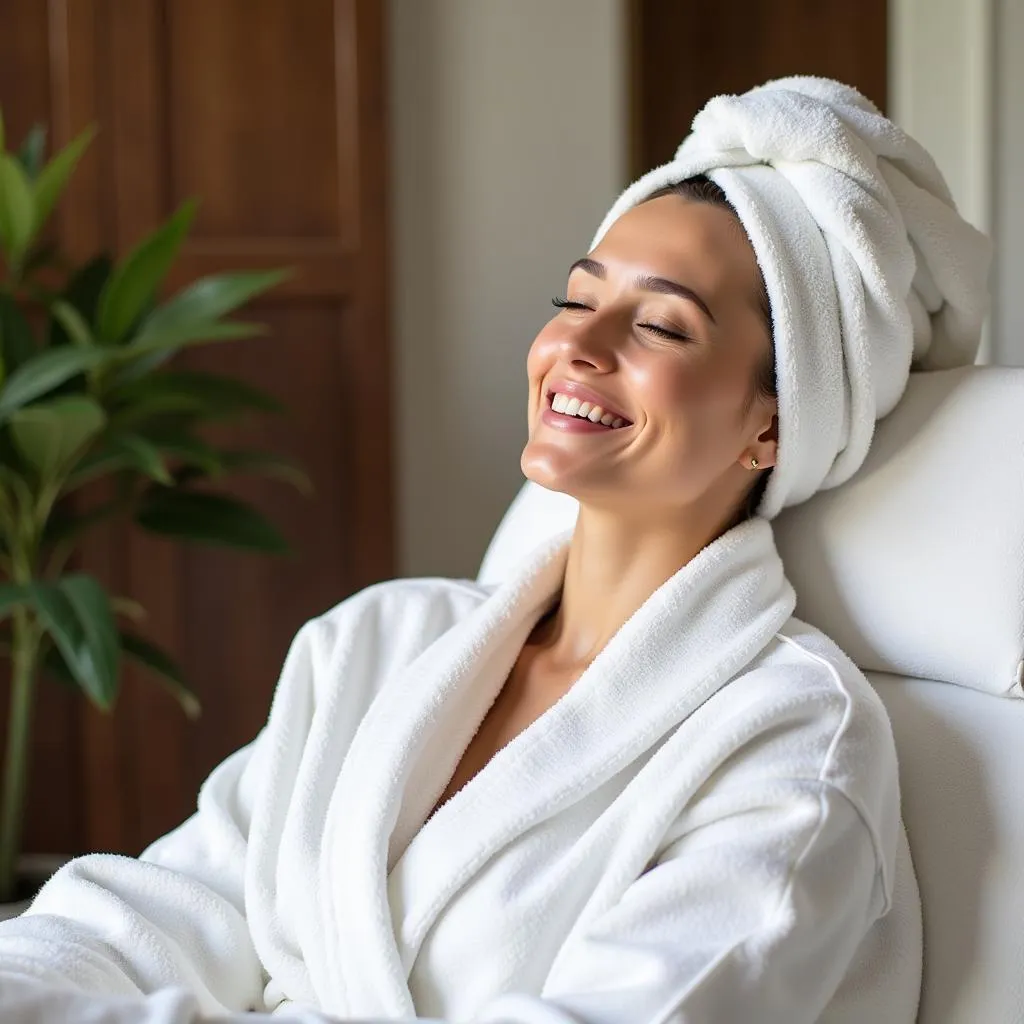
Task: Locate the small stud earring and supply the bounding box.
[750,456,759,469]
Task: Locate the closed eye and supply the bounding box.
[552,298,691,341]
[639,322,691,341]
[551,297,592,312]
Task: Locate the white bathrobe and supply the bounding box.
[0,517,921,1024]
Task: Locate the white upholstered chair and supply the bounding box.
[478,366,1024,1024]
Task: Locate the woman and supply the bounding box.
[0,78,989,1024]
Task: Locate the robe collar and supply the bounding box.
[317,516,795,1017]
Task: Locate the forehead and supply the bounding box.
[591,195,762,299]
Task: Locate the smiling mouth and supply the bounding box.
[545,390,632,428]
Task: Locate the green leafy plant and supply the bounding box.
[0,112,309,902]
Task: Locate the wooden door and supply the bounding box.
[0,0,392,855]
[629,0,888,174]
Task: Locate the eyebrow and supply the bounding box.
[568,257,717,325]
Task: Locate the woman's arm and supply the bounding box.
[0,621,321,1019]
[0,973,354,1024]
[473,776,888,1024]
[0,737,265,1009]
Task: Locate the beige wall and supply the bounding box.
[388,0,627,578]
[994,0,1024,367]
[890,0,1024,368]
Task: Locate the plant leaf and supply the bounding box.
[31,125,94,237]
[0,154,36,262]
[50,299,94,347]
[40,637,78,692]
[0,464,36,522]
[62,447,135,492]
[0,346,116,421]
[109,321,267,385]
[97,199,197,344]
[144,431,221,476]
[111,596,146,622]
[135,487,288,554]
[0,293,37,373]
[105,396,211,432]
[140,269,290,338]
[10,395,106,477]
[121,631,200,719]
[60,574,120,699]
[28,575,120,709]
[111,370,284,420]
[106,433,172,484]
[48,254,113,348]
[216,450,313,494]
[16,125,47,180]
[109,322,267,385]
[127,319,265,357]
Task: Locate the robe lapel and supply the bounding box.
[317,532,571,1018]
[319,517,796,1019]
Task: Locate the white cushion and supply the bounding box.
[773,367,1024,696]
[478,367,1024,697]
[868,673,1024,1023]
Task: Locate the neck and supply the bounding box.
[535,503,730,671]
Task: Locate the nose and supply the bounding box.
[559,312,618,373]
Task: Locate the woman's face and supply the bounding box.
[521,194,778,528]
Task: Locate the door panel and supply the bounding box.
[0,0,392,854]
[629,0,888,173]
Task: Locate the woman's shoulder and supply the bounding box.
[251,577,495,752]
[297,574,492,675]
[718,615,900,849]
[774,616,895,769]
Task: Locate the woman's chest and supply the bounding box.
[428,647,576,820]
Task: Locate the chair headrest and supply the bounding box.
[478,367,1024,698]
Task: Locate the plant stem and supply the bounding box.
[0,608,38,903]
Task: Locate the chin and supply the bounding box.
[521,456,567,495]
[521,446,576,496]
[520,448,612,506]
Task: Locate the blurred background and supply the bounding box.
[0,0,1018,860]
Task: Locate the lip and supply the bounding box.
[543,378,633,425]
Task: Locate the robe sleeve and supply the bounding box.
[0,625,348,1024]
[472,777,888,1024]
[0,974,361,1024]
[0,733,273,1020]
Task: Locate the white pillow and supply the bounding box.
[477,367,1024,698]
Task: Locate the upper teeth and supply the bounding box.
[551,392,626,427]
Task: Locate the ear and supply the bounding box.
[742,412,778,471]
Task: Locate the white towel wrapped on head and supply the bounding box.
[592,76,992,519]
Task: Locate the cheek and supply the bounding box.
[638,355,746,447]
[632,353,716,418]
